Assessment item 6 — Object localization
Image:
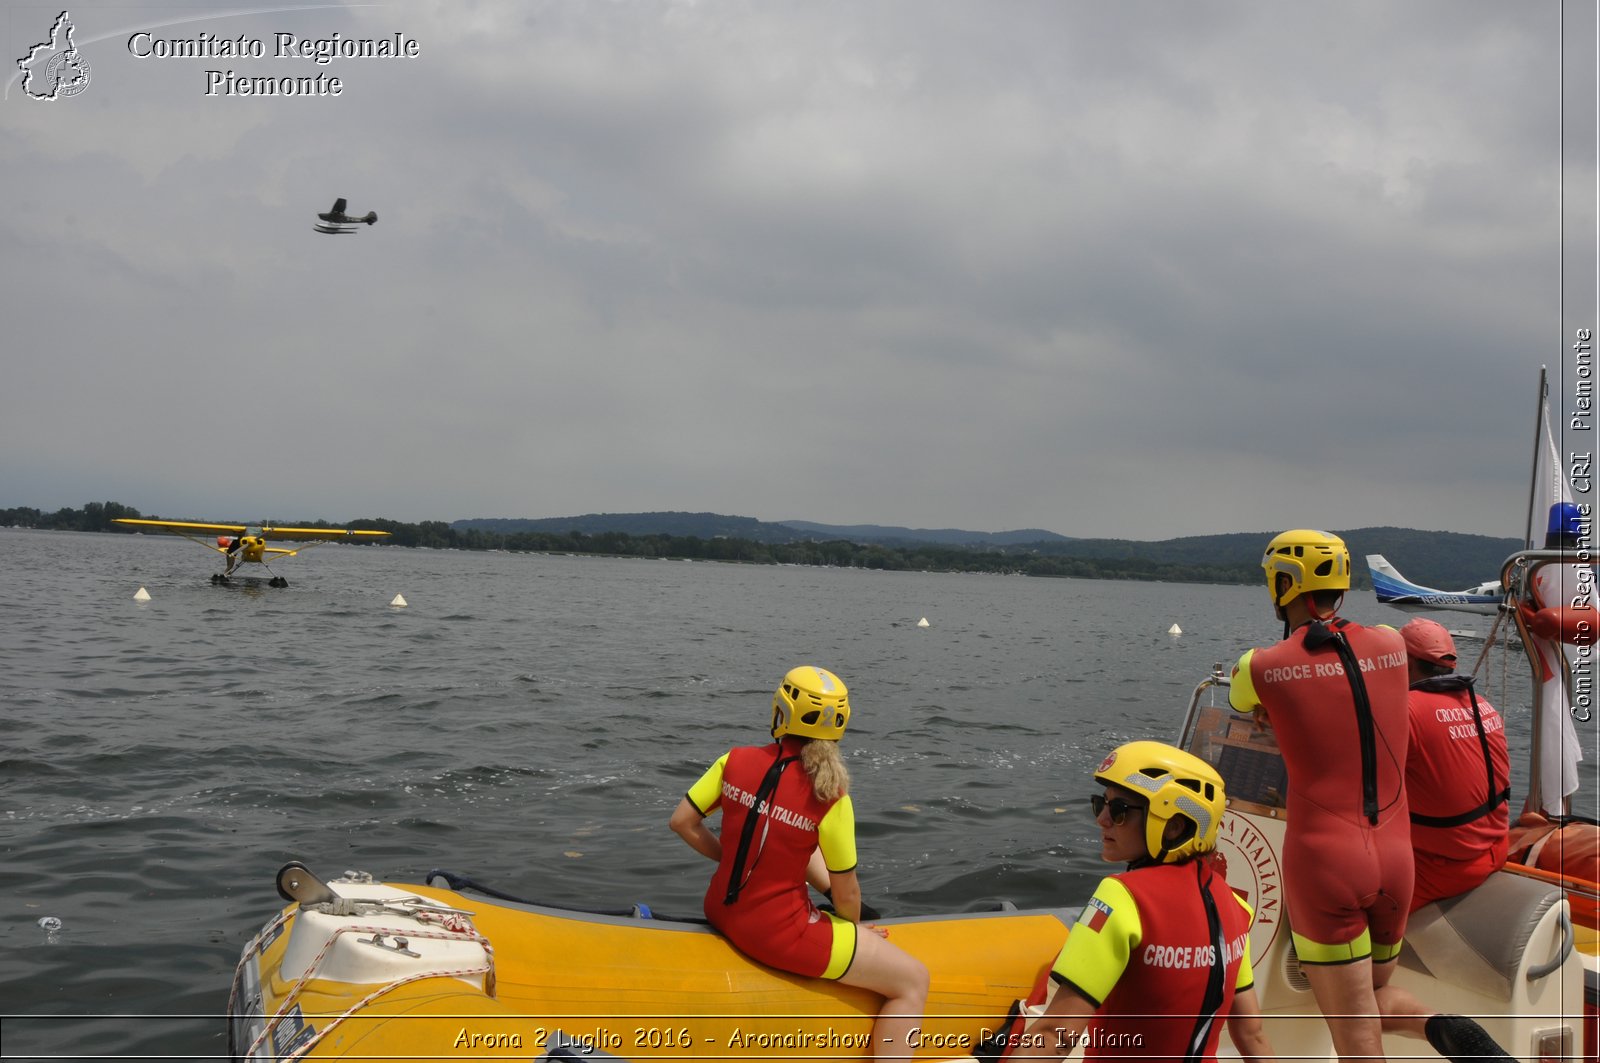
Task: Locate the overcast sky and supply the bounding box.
[3,1,1594,539]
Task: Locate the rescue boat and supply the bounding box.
[227,862,1072,1062]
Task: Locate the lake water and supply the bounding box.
[0,527,1585,1060]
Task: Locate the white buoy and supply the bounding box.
[134,587,151,601]
[390,594,408,608]
[1168,623,1182,635]
[917,617,930,628]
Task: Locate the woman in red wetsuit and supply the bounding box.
[669,666,929,1061]
[1012,742,1274,1063]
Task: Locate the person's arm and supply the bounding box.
[1008,986,1096,1059]
[806,848,832,895]
[669,796,721,863]
[827,867,863,922]
[1229,650,1272,731]
[1013,877,1137,1059]
[1225,986,1275,1063]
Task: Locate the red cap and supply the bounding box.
[1401,618,1457,667]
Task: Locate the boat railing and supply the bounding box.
[1177,661,1232,754]
[1499,546,1594,593]
[1498,547,1597,812]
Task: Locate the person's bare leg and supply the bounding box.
[1368,959,1512,1063]
[1304,959,1387,1061]
[836,927,930,1062]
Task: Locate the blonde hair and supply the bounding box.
[801,739,849,803]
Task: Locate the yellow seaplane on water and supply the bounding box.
[113,518,390,587]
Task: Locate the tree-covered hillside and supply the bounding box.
[1034,527,1523,591]
[6,502,1525,590]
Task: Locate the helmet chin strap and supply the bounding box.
[1278,590,1344,638]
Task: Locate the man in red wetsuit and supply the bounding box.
[1012,742,1273,1063]
[1230,530,1508,1063]
[1400,618,1511,911]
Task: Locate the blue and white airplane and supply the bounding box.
[1365,554,1504,615]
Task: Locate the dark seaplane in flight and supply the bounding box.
[113,518,390,586]
[314,198,378,235]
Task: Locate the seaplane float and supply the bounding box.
[224,537,1594,1063]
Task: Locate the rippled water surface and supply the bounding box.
[0,527,1579,1059]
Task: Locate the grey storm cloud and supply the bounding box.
[1,0,1589,538]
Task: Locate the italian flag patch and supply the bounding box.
[1080,896,1113,933]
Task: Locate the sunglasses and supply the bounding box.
[1089,794,1145,825]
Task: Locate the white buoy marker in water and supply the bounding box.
[134,587,151,601]
[917,617,930,628]
[390,593,408,608]
[1168,623,1182,635]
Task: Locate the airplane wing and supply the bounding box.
[330,198,347,214]
[261,526,391,542]
[113,518,388,543]
[114,518,248,535]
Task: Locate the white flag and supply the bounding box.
[1526,397,1584,815]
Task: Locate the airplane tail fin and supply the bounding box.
[363,211,377,224]
[1363,554,1502,614]
[1366,553,1443,605]
[1365,554,1408,598]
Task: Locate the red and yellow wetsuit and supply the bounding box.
[1231,618,1413,964]
[1406,682,1510,911]
[1050,859,1255,1061]
[685,738,859,979]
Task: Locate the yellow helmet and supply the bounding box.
[1094,741,1226,863]
[1262,529,1350,607]
[771,666,850,741]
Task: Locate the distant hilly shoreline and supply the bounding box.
[452,512,1073,548]
[453,512,1521,590]
[0,502,1522,590]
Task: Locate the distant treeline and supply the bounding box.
[6,501,1523,588]
[3,501,1259,584]
[2,500,144,531]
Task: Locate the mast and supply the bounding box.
[1523,366,1549,550]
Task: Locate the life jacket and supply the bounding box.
[1095,861,1251,1063]
[1406,676,1510,855]
[978,861,1250,1063]
[1509,812,1600,928]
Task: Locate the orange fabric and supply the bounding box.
[1508,812,1600,929]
